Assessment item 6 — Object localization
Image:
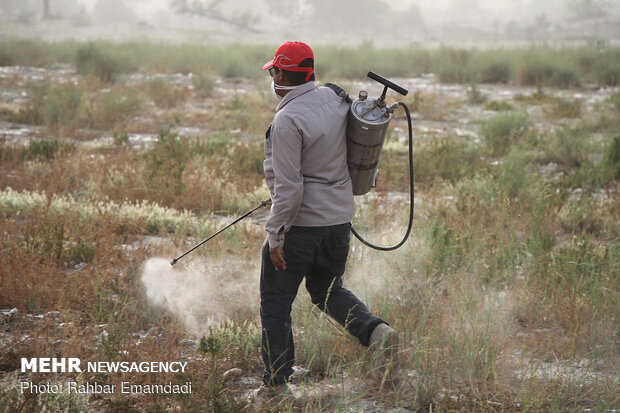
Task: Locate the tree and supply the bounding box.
[566,0,609,20]
[263,0,305,19]
[307,0,390,25]
[43,0,50,18]
[170,0,261,33]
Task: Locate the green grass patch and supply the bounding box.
[413,138,485,187]
[545,96,582,118]
[485,100,513,111]
[88,86,142,129]
[540,126,592,169]
[481,112,531,156]
[76,42,130,82]
[2,40,620,88]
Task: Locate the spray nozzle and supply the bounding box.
[169,198,271,266]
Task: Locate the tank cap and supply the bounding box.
[359,91,368,101]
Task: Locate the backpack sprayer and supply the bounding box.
[170,71,414,265]
[344,71,414,251]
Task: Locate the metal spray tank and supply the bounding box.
[331,71,415,251]
[346,71,410,196]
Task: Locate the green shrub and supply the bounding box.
[479,61,512,83]
[192,72,217,97]
[610,92,620,112]
[0,49,15,66]
[413,139,483,185]
[480,112,530,156]
[601,135,620,181]
[437,64,470,84]
[64,241,95,263]
[89,88,142,130]
[146,78,187,108]
[113,131,130,146]
[44,83,86,129]
[541,126,591,169]
[8,82,47,125]
[435,48,473,84]
[484,100,513,111]
[546,96,582,118]
[553,69,581,88]
[593,53,620,86]
[517,58,580,88]
[22,139,75,160]
[466,83,486,104]
[144,131,189,205]
[494,148,539,201]
[0,39,55,67]
[75,43,123,82]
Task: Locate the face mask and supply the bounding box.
[270,80,302,101]
[270,80,282,101]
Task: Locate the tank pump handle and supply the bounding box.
[367,71,409,101]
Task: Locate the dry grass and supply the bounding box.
[1,44,619,412]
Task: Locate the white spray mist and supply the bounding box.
[141,257,259,333]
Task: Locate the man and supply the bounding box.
[258,41,399,395]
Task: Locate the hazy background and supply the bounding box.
[0,0,619,46]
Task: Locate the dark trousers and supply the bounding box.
[260,223,384,385]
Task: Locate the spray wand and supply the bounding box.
[169,198,271,266]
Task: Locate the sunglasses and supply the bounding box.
[269,67,279,77]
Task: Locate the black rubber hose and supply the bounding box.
[351,101,414,251]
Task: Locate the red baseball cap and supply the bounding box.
[262,41,314,81]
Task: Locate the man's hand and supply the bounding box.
[269,246,287,271]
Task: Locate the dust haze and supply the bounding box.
[141,257,260,333]
[1,0,619,46]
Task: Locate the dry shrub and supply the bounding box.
[87,86,142,130]
[545,96,582,119]
[145,78,190,108]
[405,90,454,121]
[480,112,530,157]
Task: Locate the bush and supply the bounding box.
[8,82,47,125]
[192,72,217,97]
[610,92,620,113]
[517,58,580,88]
[494,148,538,200]
[22,139,75,161]
[43,83,85,129]
[466,83,486,104]
[480,112,530,156]
[0,39,55,67]
[602,135,620,181]
[413,139,483,186]
[541,126,591,169]
[11,82,87,131]
[144,131,189,205]
[546,96,582,119]
[593,53,620,86]
[479,61,512,84]
[88,87,142,130]
[146,78,188,108]
[436,48,473,84]
[75,43,123,82]
[485,100,513,111]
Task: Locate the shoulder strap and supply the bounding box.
[324,82,353,104]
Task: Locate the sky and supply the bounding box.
[4,0,618,45]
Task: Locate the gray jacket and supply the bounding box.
[264,81,354,248]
